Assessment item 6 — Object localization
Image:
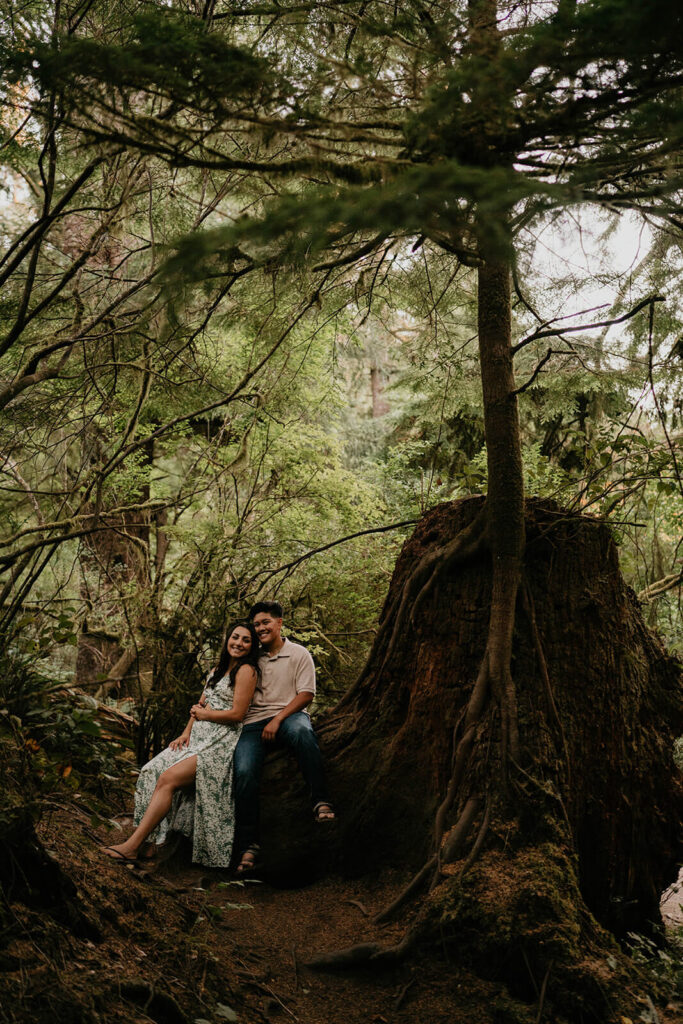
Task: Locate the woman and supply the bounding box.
[102,621,259,868]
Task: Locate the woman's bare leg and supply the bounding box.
[103,755,198,860]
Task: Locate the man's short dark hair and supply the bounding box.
[249,600,284,620]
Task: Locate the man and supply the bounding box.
[233,600,334,874]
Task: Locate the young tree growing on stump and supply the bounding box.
[9,0,683,1017]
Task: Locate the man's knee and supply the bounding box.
[279,713,317,748]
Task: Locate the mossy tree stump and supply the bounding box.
[260,497,683,1018]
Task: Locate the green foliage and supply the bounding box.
[0,628,121,790]
[6,11,277,111]
[626,929,683,1003]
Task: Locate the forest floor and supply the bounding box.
[2,789,681,1024]
[3,797,498,1024]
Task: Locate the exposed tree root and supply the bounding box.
[521,579,571,786]
[305,929,415,970]
[371,545,525,926]
[373,856,437,924]
[456,794,491,880]
[408,514,489,628]
[439,795,481,867]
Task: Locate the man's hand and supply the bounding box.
[191,703,212,721]
[262,718,281,742]
[169,732,191,751]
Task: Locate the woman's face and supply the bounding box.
[226,626,253,659]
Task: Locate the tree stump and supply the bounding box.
[259,497,683,1010]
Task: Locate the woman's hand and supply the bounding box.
[190,703,212,721]
[169,732,191,751]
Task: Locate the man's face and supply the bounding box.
[253,612,283,647]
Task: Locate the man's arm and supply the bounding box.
[261,690,313,742]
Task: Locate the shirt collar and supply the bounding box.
[263,637,291,660]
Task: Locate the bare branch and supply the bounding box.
[638,569,683,604]
[512,295,665,354]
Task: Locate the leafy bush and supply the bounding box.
[0,631,119,792]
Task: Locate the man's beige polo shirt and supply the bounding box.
[243,637,316,725]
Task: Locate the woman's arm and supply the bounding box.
[169,689,208,749]
[169,716,194,750]
[190,667,257,724]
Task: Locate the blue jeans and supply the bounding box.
[233,712,329,855]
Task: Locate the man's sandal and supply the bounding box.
[235,844,260,877]
[313,802,336,823]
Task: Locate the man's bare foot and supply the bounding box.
[235,845,260,876]
[313,802,335,823]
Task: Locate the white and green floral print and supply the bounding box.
[133,674,240,867]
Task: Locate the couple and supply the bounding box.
[102,601,334,874]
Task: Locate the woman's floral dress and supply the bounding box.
[133,674,241,867]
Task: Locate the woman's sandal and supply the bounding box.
[101,846,138,865]
[313,801,336,823]
[235,844,260,877]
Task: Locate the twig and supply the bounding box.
[246,980,298,1020]
[535,962,553,1024]
[393,979,415,1010]
[512,347,554,395]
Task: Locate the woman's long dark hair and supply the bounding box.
[206,620,260,688]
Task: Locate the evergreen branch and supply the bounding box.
[62,118,391,183]
[79,286,328,506]
[313,232,388,271]
[512,295,664,353]
[0,500,168,551]
[512,347,554,395]
[0,158,105,301]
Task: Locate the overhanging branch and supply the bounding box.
[512,295,664,354]
[246,519,419,589]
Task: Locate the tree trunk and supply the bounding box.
[476,256,525,767]
[76,436,153,694]
[370,363,389,418]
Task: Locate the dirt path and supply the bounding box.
[3,804,494,1024]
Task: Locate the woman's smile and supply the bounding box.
[227,629,252,657]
